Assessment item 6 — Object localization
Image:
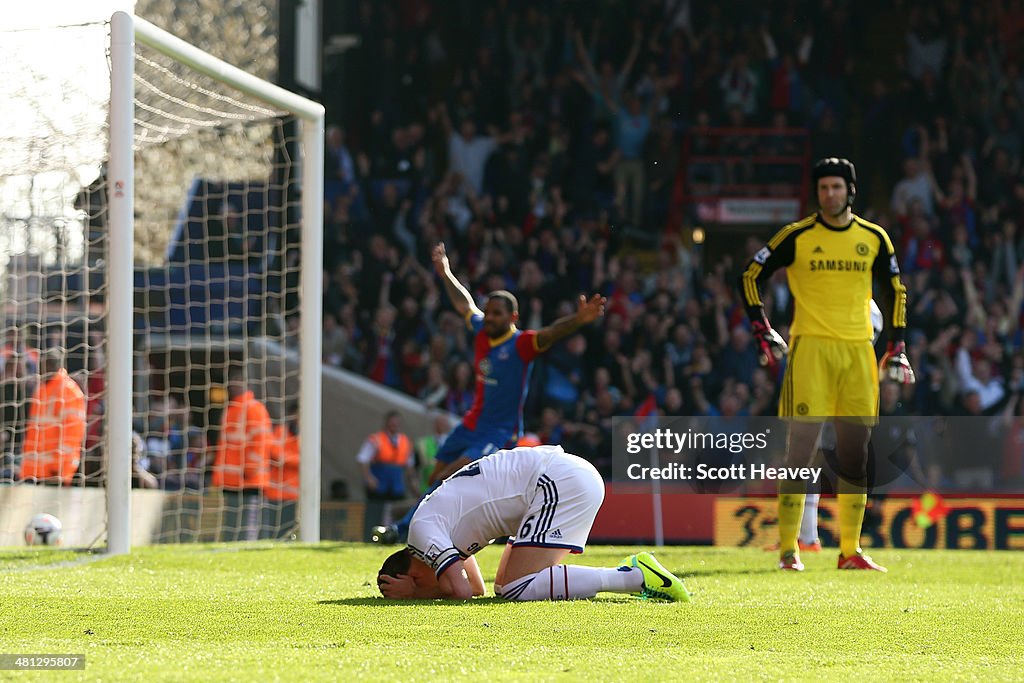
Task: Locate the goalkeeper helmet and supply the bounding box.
[812,157,857,207]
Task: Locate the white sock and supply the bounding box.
[499,565,643,601]
[799,493,820,544]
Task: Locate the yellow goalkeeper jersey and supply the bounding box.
[739,213,907,342]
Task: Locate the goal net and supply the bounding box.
[0,13,323,552]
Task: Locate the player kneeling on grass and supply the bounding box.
[377,445,690,602]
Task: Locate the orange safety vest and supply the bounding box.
[19,368,86,484]
[517,433,542,447]
[212,391,272,490]
[370,431,412,466]
[266,424,300,502]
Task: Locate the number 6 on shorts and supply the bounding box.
[519,514,536,538]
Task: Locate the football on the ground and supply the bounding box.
[24,513,63,546]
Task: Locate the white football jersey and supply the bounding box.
[408,445,571,576]
[870,299,883,344]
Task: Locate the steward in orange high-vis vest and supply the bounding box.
[263,403,301,540]
[357,410,417,500]
[214,366,272,542]
[19,350,86,485]
[267,421,300,503]
[212,374,272,491]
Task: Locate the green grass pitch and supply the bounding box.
[0,543,1021,681]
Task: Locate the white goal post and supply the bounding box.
[106,12,324,554]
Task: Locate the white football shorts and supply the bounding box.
[509,454,605,553]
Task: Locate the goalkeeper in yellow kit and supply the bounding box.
[738,158,915,572]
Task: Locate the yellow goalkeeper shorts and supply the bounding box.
[778,335,879,423]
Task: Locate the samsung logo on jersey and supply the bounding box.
[809,259,869,272]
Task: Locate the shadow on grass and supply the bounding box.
[196,542,353,554]
[0,548,106,572]
[0,548,99,561]
[318,596,512,607]
[296,543,382,552]
[680,567,776,578]
[318,595,634,606]
[214,542,377,554]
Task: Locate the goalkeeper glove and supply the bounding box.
[880,341,916,384]
[751,320,788,369]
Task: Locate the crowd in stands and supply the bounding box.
[319,0,1024,489]
[3,1,1024,494]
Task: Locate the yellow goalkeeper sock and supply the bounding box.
[837,492,868,557]
[777,492,805,556]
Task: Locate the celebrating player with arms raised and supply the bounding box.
[373,243,606,544]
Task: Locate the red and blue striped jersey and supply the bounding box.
[463,312,542,434]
